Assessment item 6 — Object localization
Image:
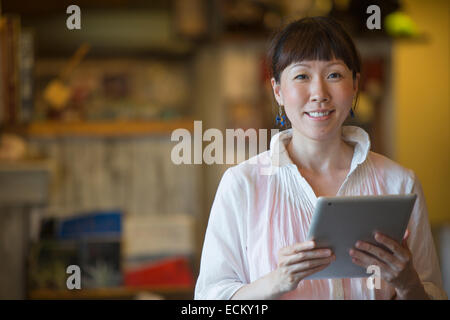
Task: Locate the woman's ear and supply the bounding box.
[271,77,283,106]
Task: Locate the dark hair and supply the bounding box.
[268,16,361,85]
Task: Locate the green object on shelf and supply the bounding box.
[385,11,419,37]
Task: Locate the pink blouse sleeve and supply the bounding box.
[194,168,250,299]
[407,173,448,299]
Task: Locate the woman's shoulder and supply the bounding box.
[224,150,273,186]
[367,151,416,188]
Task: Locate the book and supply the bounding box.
[30,210,124,290]
[57,210,122,240]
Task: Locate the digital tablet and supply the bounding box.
[304,194,417,280]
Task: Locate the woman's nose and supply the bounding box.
[310,95,329,103]
[310,80,330,103]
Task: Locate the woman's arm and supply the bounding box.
[231,271,280,300]
[232,241,335,300]
[402,175,447,299]
[394,277,430,300]
[195,168,250,300]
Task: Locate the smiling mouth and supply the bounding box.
[305,110,335,119]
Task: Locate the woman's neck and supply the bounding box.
[287,127,354,175]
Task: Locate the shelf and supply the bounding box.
[0,158,54,172]
[17,119,194,137]
[0,159,53,206]
[28,284,194,300]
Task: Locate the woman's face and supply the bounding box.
[272,59,359,141]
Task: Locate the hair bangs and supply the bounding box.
[270,17,361,83]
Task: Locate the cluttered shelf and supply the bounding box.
[2,119,194,137]
[28,285,194,300]
[27,211,197,301]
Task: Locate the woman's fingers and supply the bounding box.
[284,248,333,266]
[350,255,398,283]
[293,262,332,280]
[352,241,404,272]
[289,256,335,273]
[279,241,316,256]
[275,242,336,290]
[293,241,316,253]
[349,248,397,281]
[350,247,387,269]
[374,232,410,262]
[403,229,410,241]
[402,229,410,247]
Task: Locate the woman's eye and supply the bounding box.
[328,72,342,79]
[295,74,308,80]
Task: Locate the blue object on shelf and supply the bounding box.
[58,210,122,240]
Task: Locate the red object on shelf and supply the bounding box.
[124,257,194,287]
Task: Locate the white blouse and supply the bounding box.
[195,126,447,300]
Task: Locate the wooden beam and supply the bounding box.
[26,120,194,137]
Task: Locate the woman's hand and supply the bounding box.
[231,240,334,300]
[349,230,429,299]
[272,240,335,295]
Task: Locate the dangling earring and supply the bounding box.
[276,105,286,127]
[350,95,356,118]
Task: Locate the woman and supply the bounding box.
[195,17,446,300]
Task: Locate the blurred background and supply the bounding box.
[0,0,448,299]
